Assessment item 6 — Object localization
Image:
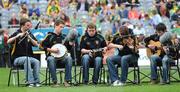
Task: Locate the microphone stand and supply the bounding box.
[72,40,79,86]
[18,22,40,85]
[132,35,139,84]
[18,31,30,85]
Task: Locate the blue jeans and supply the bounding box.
[106,55,121,83]
[120,54,138,83]
[47,56,72,83]
[150,55,172,82]
[14,56,40,84]
[81,54,102,83]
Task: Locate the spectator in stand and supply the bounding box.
[0,29,10,67]
[69,0,78,10]
[171,8,180,21]
[19,3,29,19]
[159,2,170,18]
[127,0,140,5]
[46,0,60,18]
[70,12,80,27]
[18,0,29,5]
[59,0,69,8]
[118,3,129,19]
[29,3,40,17]
[142,14,155,35]
[0,0,14,10]
[169,1,179,16]
[166,0,174,10]
[151,9,162,27]
[28,3,40,21]
[77,0,90,12]
[171,19,180,37]
[59,11,71,27]
[30,12,39,21]
[112,20,120,35]
[128,6,139,20]
[116,0,127,5]
[8,13,19,28]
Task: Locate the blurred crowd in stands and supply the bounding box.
[0,0,179,67]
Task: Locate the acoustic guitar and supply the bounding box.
[146,40,162,58]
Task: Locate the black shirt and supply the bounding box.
[144,34,160,47]
[80,33,107,57]
[40,32,71,56]
[9,29,37,59]
[112,33,138,56]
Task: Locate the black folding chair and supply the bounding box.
[45,61,66,85]
[78,60,106,84]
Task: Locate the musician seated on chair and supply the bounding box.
[106,26,140,86]
[40,19,73,87]
[7,18,41,87]
[80,23,107,85]
[144,23,179,85]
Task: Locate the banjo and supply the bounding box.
[51,43,70,59]
[50,28,76,59]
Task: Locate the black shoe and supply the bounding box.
[52,83,59,87]
[83,81,88,85]
[92,82,97,85]
[160,82,166,85]
[150,79,159,84]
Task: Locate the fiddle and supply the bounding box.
[122,36,139,53]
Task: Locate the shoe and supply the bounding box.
[160,81,169,85]
[150,79,159,84]
[112,80,120,86]
[64,81,71,87]
[118,82,125,86]
[28,84,34,87]
[160,81,166,85]
[112,80,125,86]
[35,83,41,87]
[52,83,59,87]
[92,82,98,85]
[83,81,89,85]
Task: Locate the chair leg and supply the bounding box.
[103,68,106,84]
[79,67,82,84]
[8,68,13,86]
[48,69,50,85]
[176,64,180,79]
[60,71,63,84]
[45,68,48,85]
[168,66,171,83]
[16,68,20,87]
[159,66,163,80]
[137,67,140,84]
[106,71,110,84]
[99,68,102,84]
[133,67,136,84]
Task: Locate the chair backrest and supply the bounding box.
[8,45,24,69]
[56,60,66,68]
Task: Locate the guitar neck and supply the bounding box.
[91,48,104,53]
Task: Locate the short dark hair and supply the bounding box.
[20,18,31,27]
[54,19,65,27]
[119,26,129,36]
[156,23,167,32]
[87,23,96,30]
